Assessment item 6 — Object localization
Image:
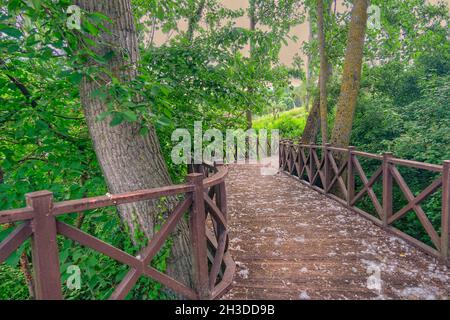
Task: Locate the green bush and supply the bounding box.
[253,107,307,139]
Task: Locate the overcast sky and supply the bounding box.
[149,0,449,69]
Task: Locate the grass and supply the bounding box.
[253,107,308,139]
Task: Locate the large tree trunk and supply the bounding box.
[75,0,193,293]
[330,0,369,147]
[317,0,329,145]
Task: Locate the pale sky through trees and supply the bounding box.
[148,0,449,71]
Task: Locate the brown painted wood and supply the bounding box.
[327,151,348,198]
[53,184,193,215]
[141,197,192,265]
[441,161,450,262]
[280,143,448,261]
[390,165,441,249]
[109,268,141,300]
[0,207,34,224]
[204,194,227,229]
[347,147,356,206]
[382,152,393,227]
[0,222,32,264]
[352,157,383,218]
[57,221,139,267]
[27,191,62,300]
[187,173,211,299]
[350,166,382,207]
[389,158,443,172]
[388,177,442,224]
[0,162,232,300]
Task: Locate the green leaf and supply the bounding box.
[122,110,137,122]
[139,126,149,136]
[96,111,110,121]
[0,26,22,38]
[89,12,113,24]
[109,114,124,126]
[82,20,99,36]
[68,73,83,85]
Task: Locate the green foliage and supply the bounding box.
[0,0,303,300]
[253,107,307,139]
[0,0,448,300]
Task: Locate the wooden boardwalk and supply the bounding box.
[222,163,450,300]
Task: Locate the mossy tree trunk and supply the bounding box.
[330,0,369,148]
[317,0,329,145]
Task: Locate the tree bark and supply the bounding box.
[301,96,320,144]
[305,11,314,112]
[317,0,329,145]
[186,0,206,42]
[330,0,369,148]
[246,1,257,130]
[75,0,193,292]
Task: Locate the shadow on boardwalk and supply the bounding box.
[222,163,450,300]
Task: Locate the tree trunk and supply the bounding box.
[317,0,329,145]
[246,110,252,130]
[75,0,193,293]
[330,0,369,148]
[246,3,257,130]
[301,96,320,144]
[305,11,313,112]
[186,0,206,42]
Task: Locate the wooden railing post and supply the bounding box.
[288,141,294,172]
[298,144,304,177]
[309,145,313,183]
[441,161,450,263]
[347,146,356,207]
[382,152,394,228]
[214,162,227,221]
[26,191,62,300]
[278,141,282,168]
[324,144,331,193]
[186,173,211,299]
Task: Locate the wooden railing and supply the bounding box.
[279,140,450,264]
[0,161,234,300]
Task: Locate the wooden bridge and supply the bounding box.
[0,142,449,299]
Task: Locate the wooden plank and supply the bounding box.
[141,197,192,265]
[382,153,393,227]
[0,207,34,225]
[390,166,441,249]
[57,221,139,268]
[389,158,443,172]
[27,191,62,299]
[0,222,32,264]
[388,177,442,224]
[109,268,141,300]
[143,266,198,300]
[351,166,382,206]
[53,184,194,215]
[352,158,383,218]
[204,193,227,229]
[441,161,450,261]
[187,173,211,299]
[327,151,348,198]
[209,230,227,289]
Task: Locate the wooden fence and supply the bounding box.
[279,140,450,264]
[0,161,234,300]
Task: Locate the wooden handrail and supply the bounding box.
[0,162,234,300]
[280,140,450,265]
